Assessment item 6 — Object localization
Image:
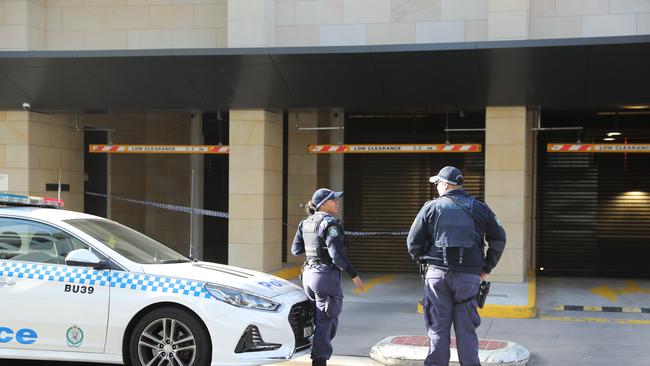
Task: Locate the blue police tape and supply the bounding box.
[85,191,229,219]
[85,192,409,236]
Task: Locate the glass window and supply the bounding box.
[64,218,189,265]
[0,218,89,265]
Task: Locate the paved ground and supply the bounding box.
[538,276,650,309]
[6,274,650,365]
[289,273,650,366]
[325,295,650,365]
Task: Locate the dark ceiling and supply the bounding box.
[0,35,649,112]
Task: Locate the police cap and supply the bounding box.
[312,188,343,209]
[429,166,464,186]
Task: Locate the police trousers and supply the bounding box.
[301,264,343,360]
[422,267,482,366]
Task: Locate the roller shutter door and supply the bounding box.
[344,153,484,273]
[536,138,650,278]
[203,114,229,264]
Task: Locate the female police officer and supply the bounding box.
[291,188,364,366]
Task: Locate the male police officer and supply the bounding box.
[292,188,364,366]
[407,166,506,366]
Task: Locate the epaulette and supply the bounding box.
[423,198,436,207]
[324,215,342,225]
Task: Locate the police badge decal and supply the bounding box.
[66,325,84,348]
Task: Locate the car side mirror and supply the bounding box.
[65,249,108,270]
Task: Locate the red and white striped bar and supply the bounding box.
[89,145,230,154]
[547,144,594,152]
[547,144,650,153]
[308,144,482,154]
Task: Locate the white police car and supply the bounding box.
[0,194,313,365]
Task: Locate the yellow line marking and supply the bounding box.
[271,268,397,295]
[353,275,396,294]
[591,284,621,302]
[418,270,537,319]
[272,266,302,280]
[591,281,650,302]
[541,315,650,325]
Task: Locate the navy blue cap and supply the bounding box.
[429,166,464,186]
[312,188,343,209]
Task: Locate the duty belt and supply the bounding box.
[305,257,334,267]
[422,257,445,265]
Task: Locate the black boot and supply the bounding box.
[312,358,327,366]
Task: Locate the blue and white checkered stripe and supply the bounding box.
[111,272,209,298]
[0,261,211,299]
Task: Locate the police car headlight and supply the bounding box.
[205,284,281,312]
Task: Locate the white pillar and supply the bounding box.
[229,110,284,271]
[286,111,319,264]
[327,110,344,218]
[484,107,534,283]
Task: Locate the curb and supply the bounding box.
[369,336,530,366]
[417,271,536,319]
[552,305,650,313]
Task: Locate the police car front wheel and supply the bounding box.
[128,306,211,366]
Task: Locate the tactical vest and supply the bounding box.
[302,212,332,262]
[430,195,480,266]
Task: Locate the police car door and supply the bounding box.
[0,217,109,353]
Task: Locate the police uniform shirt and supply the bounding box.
[292,214,358,278]
[406,189,506,275]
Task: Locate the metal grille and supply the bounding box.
[342,113,485,273]
[234,325,281,353]
[536,137,650,278]
[288,300,314,352]
[203,113,229,264]
[344,153,484,272]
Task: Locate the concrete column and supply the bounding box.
[326,111,344,214]
[0,111,84,210]
[0,1,46,51]
[227,0,276,47]
[285,110,345,264]
[229,110,283,271]
[315,110,345,218]
[484,107,534,283]
[286,111,319,265]
[488,0,530,41]
[0,111,30,195]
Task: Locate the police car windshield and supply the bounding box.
[64,218,190,264]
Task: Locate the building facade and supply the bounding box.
[2,0,650,282]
